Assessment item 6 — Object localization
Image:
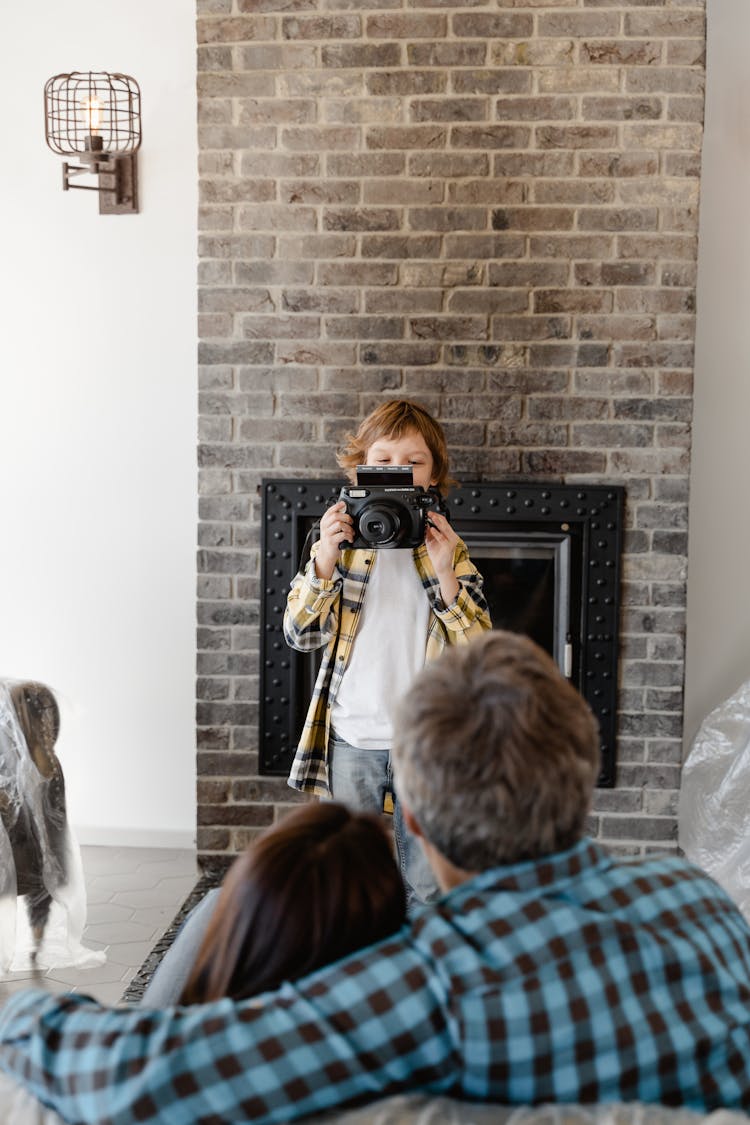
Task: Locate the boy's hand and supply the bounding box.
[425,510,458,572]
[315,501,354,580]
[425,511,460,605]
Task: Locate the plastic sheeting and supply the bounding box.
[678,678,750,924]
[0,680,105,973]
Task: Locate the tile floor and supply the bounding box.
[0,845,198,1007]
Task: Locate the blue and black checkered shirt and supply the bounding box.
[2,839,750,1123]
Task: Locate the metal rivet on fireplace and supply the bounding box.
[280,696,288,705]
[266,513,275,521]
[591,521,600,530]
[597,540,607,549]
[472,489,480,498]
[268,484,276,493]
[607,522,615,530]
[541,506,550,515]
[471,505,480,513]
[273,568,282,577]
[280,659,289,669]
[506,490,516,498]
[489,497,498,506]
[315,493,325,502]
[605,560,613,567]
[596,578,606,586]
[589,596,597,604]
[266,550,275,558]
[601,707,610,716]
[282,514,291,522]
[596,615,604,623]
[590,507,599,516]
[265,623,275,631]
[524,499,534,508]
[577,491,586,500]
[577,507,586,515]
[282,550,291,558]
[296,501,307,509]
[296,485,306,492]
[603,671,611,679]
[506,505,516,514]
[560,499,569,508]
[453,496,463,505]
[274,530,283,539]
[266,587,274,596]
[542,490,551,499]
[604,597,613,605]
[594,689,602,697]
[272,678,281,687]
[589,559,598,567]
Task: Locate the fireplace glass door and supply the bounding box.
[466,533,573,678]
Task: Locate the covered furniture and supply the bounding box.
[0,680,103,971]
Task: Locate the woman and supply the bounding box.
[144,802,407,1006]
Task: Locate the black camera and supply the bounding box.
[338,466,448,550]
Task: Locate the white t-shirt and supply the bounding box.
[330,550,430,750]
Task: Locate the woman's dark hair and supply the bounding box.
[180,802,407,1003]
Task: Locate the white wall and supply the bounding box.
[684,0,750,748]
[0,2,197,845]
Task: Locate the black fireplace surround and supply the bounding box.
[260,480,624,787]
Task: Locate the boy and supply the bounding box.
[283,400,491,904]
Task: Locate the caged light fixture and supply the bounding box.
[44,72,141,214]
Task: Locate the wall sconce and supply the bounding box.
[44,72,141,214]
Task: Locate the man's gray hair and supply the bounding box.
[391,630,600,871]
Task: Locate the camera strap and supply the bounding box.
[297,523,319,574]
[296,495,339,572]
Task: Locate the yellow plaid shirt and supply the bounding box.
[283,538,492,795]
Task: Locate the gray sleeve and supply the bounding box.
[139,887,221,1007]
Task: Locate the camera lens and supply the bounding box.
[359,502,401,546]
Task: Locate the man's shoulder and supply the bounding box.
[425,840,744,925]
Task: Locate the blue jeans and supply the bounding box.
[328,733,439,910]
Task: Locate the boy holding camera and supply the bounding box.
[284,400,491,905]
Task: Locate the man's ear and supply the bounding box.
[401,801,424,841]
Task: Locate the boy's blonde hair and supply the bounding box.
[337,400,456,494]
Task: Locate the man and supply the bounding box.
[2,631,750,1123]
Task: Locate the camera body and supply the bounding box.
[338,466,448,550]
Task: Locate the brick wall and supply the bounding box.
[196,0,705,860]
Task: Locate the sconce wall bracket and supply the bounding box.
[62,153,138,214]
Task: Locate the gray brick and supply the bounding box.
[601,817,677,842]
[452,12,533,38]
